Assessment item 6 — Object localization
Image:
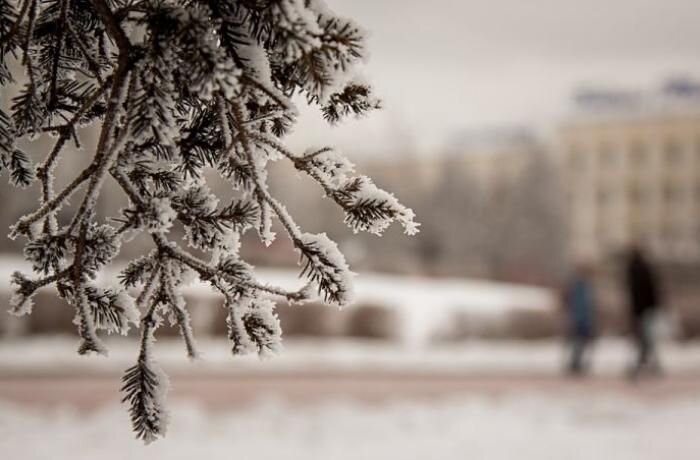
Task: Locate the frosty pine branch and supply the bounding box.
[0,0,418,443]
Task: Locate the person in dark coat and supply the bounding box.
[563,263,596,376]
[624,246,662,378]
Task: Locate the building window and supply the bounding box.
[599,142,615,168]
[664,183,680,203]
[628,141,647,168]
[628,182,645,204]
[597,186,612,206]
[568,146,584,170]
[664,138,683,166]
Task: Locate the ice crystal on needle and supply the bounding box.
[0,0,417,442]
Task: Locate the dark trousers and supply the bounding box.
[568,334,591,375]
[631,310,660,377]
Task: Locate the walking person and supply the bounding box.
[624,246,663,379]
[562,263,596,376]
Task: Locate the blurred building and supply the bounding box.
[444,127,540,192]
[357,127,540,192]
[559,78,700,263]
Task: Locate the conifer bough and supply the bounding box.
[0,0,418,443]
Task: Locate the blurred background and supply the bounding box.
[3,1,700,458]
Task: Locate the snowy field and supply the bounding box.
[2,260,699,459]
[2,338,700,458]
[2,393,700,460]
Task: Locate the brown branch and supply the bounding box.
[90,0,131,55]
[36,81,110,234]
[240,74,296,113]
[68,1,133,346]
[229,98,303,244]
[109,167,308,301]
[21,265,73,296]
[65,20,107,85]
[48,0,71,109]
[12,163,96,237]
[135,262,161,309]
[21,0,37,65]
[70,69,130,278]
[248,132,347,213]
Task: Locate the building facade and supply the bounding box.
[559,83,700,263]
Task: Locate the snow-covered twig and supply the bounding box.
[1,0,416,441]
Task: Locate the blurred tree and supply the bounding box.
[0,0,417,442]
[415,156,482,276]
[345,151,566,284]
[481,151,567,284]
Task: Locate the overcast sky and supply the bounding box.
[288,0,700,156]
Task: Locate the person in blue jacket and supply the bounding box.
[563,263,596,376]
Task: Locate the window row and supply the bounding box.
[568,183,700,206]
[567,138,700,170]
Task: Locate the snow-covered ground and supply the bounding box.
[2,259,699,459]
[2,394,700,460]
[3,338,700,459]
[3,336,700,376]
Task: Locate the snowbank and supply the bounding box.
[0,257,556,345]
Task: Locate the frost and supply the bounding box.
[9,292,34,316]
[115,290,140,333]
[304,147,355,187]
[272,0,323,64]
[147,197,176,234]
[211,230,241,264]
[143,362,171,444]
[130,49,180,147]
[8,271,35,316]
[307,0,334,18]
[1,0,417,443]
[258,202,276,246]
[227,297,282,358]
[75,290,109,357]
[175,264,198,287]
[236,41,273,89]
[163,262,198,359]
[123,351,171,443]
[335,176,420,236]
[296,282,320,304]
[298,232,356,306]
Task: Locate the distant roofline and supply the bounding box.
[566,77,700,125]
